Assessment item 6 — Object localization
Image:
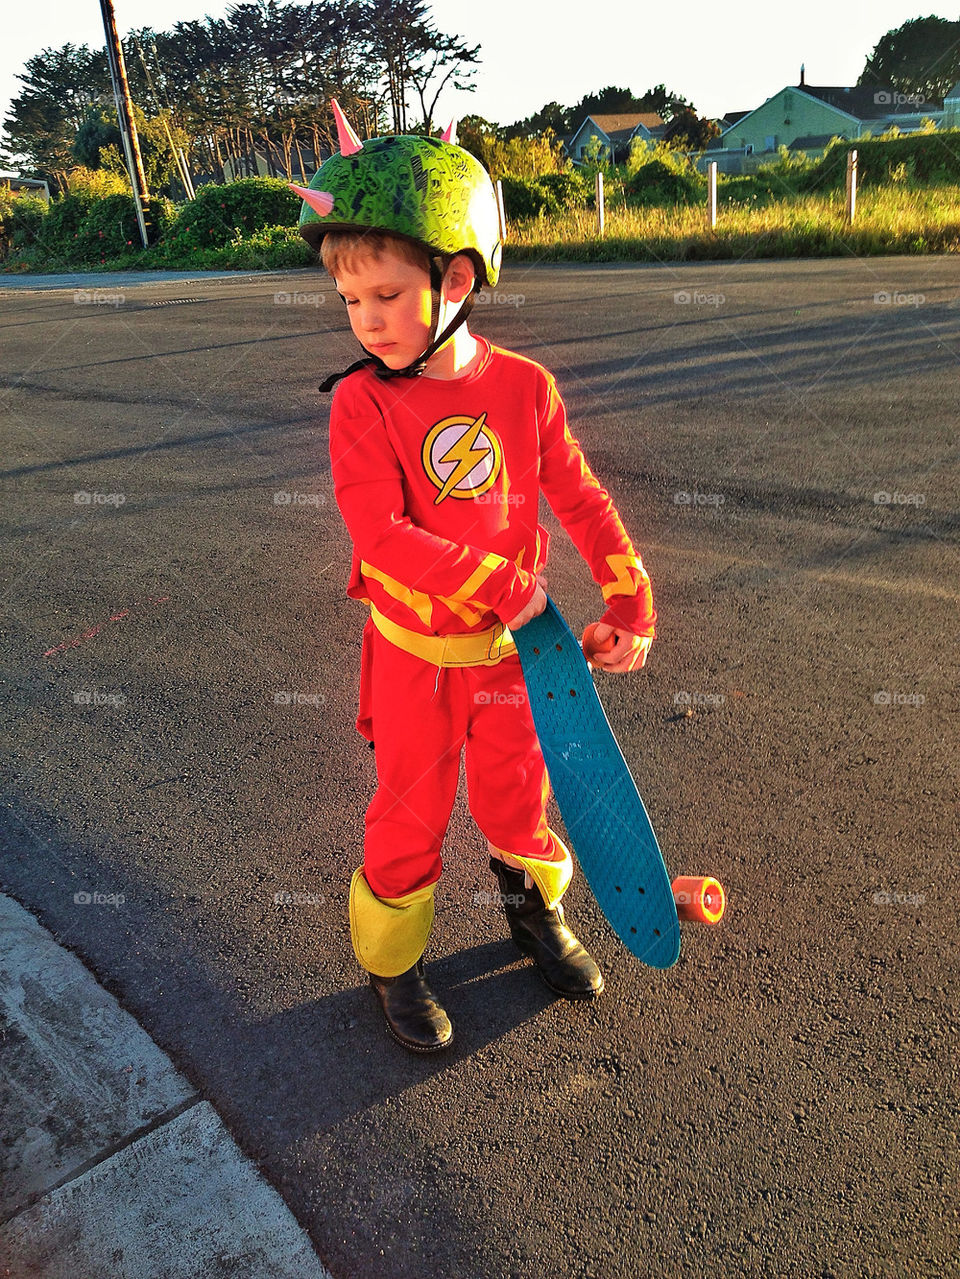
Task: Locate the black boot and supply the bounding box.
[489,858,603,999]
[369,958,453,1052]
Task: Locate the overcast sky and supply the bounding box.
[3,0,956,157]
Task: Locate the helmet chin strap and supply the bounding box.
[319,255,479,393]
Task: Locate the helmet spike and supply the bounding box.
[441,119,458,144]
[289,184,335,217]
[330,98,364,156]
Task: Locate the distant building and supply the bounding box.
[709,66,950,172]
[0,171,50,201]
[565,112,665,163]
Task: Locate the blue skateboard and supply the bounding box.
[512,596,723,968]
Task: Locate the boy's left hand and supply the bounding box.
[583,622,652,673]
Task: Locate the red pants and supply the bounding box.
[357,619,553,899]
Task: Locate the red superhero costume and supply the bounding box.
[329,336,657,925]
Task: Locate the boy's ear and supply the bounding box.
[442,253,477,303]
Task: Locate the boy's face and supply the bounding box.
[333,249,435,370]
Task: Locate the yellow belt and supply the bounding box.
[370,604,516,667]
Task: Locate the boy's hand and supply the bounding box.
[583,622,651,673]
[506,582,547,631]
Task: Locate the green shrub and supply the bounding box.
[219,223,314,269]
[0,193,48,259]
[800,129,960,192]
[625,159,702,206]
[499,175,551,219]
[162,178,301,252]
[42,192,98,254]
[499,171,590,219]
[536,171,590,209]
[73,193,141,261]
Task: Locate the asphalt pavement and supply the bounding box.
[0,259,957,1278]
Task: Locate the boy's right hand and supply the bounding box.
[506,582,547,631]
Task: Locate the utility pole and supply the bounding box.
[99,0,151,247]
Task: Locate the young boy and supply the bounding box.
[292,103,656,1053]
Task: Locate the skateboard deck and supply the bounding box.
[512,596,681,968]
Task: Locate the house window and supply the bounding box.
[764,135,777,150]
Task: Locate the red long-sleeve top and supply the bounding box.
[328,338,656,639]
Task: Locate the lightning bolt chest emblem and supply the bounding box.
[422,413,503,504]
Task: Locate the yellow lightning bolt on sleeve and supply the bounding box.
[601,553,645,601]
[434,413,491,504]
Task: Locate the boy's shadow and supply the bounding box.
[248,939,560,1143]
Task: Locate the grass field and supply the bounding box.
[506,185,960,262]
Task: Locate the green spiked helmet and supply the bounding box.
[292,103,503,286]
[291,102,504,388]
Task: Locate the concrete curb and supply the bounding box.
[0,893,332,1279]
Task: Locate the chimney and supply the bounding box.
[800,63,806,86]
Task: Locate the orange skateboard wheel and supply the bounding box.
[582,623,616,663]
[672,876,726,924]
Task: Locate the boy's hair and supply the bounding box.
[320,229,445,280]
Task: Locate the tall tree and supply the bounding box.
[859,16,960,103]
[662,108,720,150]
[3,44,110,178]
[362,0,478,134]
[504,101,572,140]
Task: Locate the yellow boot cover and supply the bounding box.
[491,830,573,910]
[349,868,436,977]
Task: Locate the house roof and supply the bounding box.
[579,112,664,136]
[720,110,750,127]
[799,84,941,119]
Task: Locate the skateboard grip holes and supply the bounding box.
[555,643,562,652]
[629,926,637,935]
[532,646,540,655]
[547,692,554,700]
[615,885,622,893]
[653,928,661,937]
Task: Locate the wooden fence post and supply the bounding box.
[596,171,605,236]
[846,150,858,224]
[495,179,506,243]
[707,161,718,229]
